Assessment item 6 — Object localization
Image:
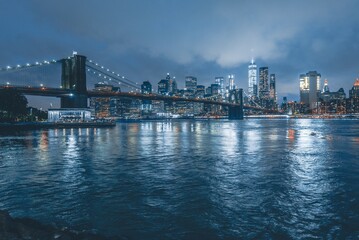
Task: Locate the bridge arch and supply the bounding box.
[60,54,88,108]
[228,89,244,120]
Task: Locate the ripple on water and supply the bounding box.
[0,119,358,239]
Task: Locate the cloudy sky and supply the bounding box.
[1,0,359,108]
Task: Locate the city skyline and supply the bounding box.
[1,1,359,109]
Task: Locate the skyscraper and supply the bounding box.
[141,81,152,113]
[185,76,197,92]
[299,71,321,110]
[322,79,329,93]
[215,77,224,95]
[228,74,235,90]
[141,81,152,94]
[248,59,257,97]
[258,67,269,100]
[90,82,113,118]
[269,74,276,102]
[158,73,171,95]
[348,78,359,113]
[211,84,220,95]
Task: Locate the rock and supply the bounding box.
[0,210,118,240]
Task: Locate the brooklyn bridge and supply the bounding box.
[0,53,272,119]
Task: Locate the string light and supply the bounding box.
[85,59,140,90]
[0,58,61,72]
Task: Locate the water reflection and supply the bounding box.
[283,120,336,237]
[287,129,295,141]
[0,119,357,239]
[36,131,49,163]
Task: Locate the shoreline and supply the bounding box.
[0,115,358,131]
[0,121,116,130]
[0,210,117,240]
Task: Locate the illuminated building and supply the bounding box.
[322,79,330,93]
[141,81,152,113]
[253,84,258,98]
[248,59,257,97]
[158,74,171,95]
[269,74,276,101]
[299,71,321,111]
[319,79,346,114]
[228,74,235,90]
[206,86,212,95]
[269,74,277,109]
[172,78,178,94]
[258,67,269,100]
[90,82,115,118]
[48,109,91,122]
[348,78,359,113]
[215,77,225,96]
[194,85,205,114]
[185,76,197,93]
[141,81,152,94]
[211,84,220,95]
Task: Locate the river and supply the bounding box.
[0,119,358,239]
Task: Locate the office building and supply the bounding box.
[348,78,359,113]
[248,59,257,97]
[211,84,220,95]
[158,74,172,95]
[228,74,235,90]
[318,80,346,114]
[300,71,321,110]
[90,82,114,118]
[215,77,225,95]
[258,67,269,100]
[269,73,277,109]
[141,81,152,94]
[141,81,152,113]
[185,76,197,93]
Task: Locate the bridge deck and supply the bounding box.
[0,84,273,112]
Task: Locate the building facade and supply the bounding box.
[215,77,225,96]
[228,74,235,90]
[141,81,152,114]
[269,73,277,109]
[141,81,152,94]
[185,76,197,93]
[300,71,321,111]
[348,79,359,113]
[90,82,115,118]
[248,59,257,97]
[258,67,269,100]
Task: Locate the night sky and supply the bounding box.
[1,0,359,109]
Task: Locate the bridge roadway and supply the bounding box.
[0,84,264,110]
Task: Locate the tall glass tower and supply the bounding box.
[215,77,224,95]
[259,67,269,99]
[299,71,321,110]
[228,74,235,90]
[248,59,257,97]
[185,76,197,92]
[269,74,276,101]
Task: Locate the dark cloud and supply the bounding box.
[1,0,359,107]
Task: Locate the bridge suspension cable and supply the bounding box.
[86,66,140,91]
[0,59,61,73]
[86,59,141,90]
[242,90,263,108]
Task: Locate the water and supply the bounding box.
[0,119,358,239]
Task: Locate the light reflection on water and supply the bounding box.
[0,119,358,239]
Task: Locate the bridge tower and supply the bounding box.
[60,53,88,108]
[228,89,244,120]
